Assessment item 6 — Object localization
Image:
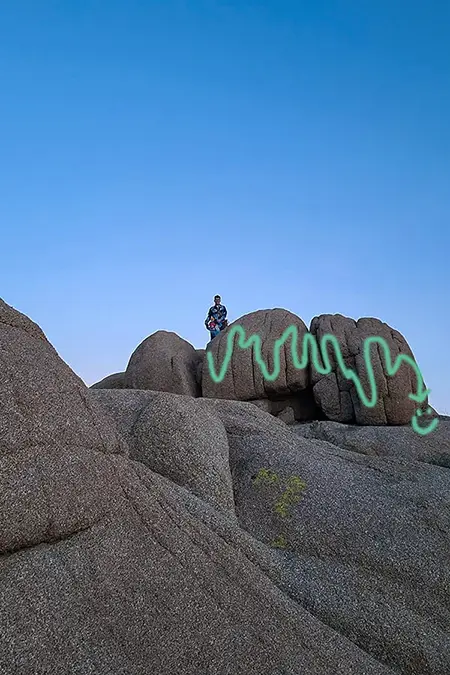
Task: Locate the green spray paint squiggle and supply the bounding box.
[206,325,438,436]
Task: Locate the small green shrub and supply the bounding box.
[271,533,289,549]
[274,475,307,518]
[252,468,307,549]
[253,468,280,485]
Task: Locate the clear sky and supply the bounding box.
[1,1,449,413]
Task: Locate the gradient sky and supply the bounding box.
[1,1,449,412]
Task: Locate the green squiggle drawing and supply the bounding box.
[206,325,438,436]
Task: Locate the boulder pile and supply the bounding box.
[93,307,431,427]
[1,297,448,675]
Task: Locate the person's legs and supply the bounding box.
[210,327,220,340]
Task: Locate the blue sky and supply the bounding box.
[1,1,449,412]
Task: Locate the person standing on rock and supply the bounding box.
[205,295,228,342]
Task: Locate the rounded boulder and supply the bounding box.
[309,314,427,425]
[124,330,200,396]
[202,308,311,401]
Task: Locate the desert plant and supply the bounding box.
[271,533,289,549]
[274,475,307,518]
[253,468,280,485]
[252,468,307,549]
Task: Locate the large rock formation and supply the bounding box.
[197,398,450,675]
[309,314,426,425]
[2,297,399,675]
[201,308,320,422]
[123,329,201,396]
[90,385,450,675]
[92,388,236,517]
[90,308,430,432]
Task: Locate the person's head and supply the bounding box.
[214,295,221,305]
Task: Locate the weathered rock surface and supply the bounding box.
[1,298,397,675]
[202,309,317,420]
[92,388,236,517]
[0,298,127,462]
[309,314,426,425]
[91,371,126,389]
[124,329,201,396]
[196,398,450,675]
[294,419,450,466]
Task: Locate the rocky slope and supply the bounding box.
[1,297,449,675]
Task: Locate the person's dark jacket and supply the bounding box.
[205,304,227,330]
